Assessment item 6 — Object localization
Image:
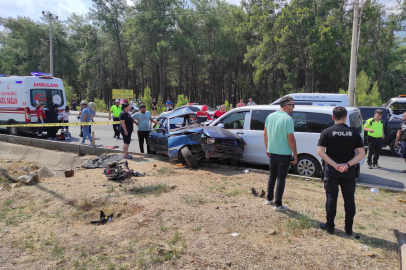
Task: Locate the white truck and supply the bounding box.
[272,93,349,107]
[0,72,66,136]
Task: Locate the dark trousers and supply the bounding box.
[266,154,291,206]
[324,164,356,231]
[138,130,150,154]
[37,119,44,137]
[367,137,382,165]
[113,117,120,137]
[47,126,57,138]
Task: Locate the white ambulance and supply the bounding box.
[0,72,66,135]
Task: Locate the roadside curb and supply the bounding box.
[0,134,146,158]
[201,163,406,193]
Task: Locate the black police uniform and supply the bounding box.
[317,123,364,233]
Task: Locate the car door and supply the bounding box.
[153,118,169,154]
[242,109,276,164]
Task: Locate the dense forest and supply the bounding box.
[0,0,406,108]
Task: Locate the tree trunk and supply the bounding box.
[305,68,314,92]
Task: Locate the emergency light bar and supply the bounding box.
[398,95,406,98]
[31,72,52,76]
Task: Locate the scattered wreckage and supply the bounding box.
[148,107,245,168]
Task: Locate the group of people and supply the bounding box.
[109,100,159,159]
[264,95,365,235]
[237,98,257,107]
[35,103,70,140]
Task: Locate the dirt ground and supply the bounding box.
[0,155,405,270]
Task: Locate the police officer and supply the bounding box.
[364,109,385,169]
[317,107,366,235]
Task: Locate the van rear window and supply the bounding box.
[30,89,64,108]
[349,111,362,133]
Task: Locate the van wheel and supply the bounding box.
[8,124,21,136]
[181,147,198,169]
[293,155,321,178]
[390,139,401,157]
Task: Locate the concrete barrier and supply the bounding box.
[0,134,145,159]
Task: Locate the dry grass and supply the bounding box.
[0,157,404,269]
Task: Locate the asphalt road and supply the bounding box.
[358,147,406,189]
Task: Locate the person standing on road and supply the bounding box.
[395,112,406,173]
[264,95,297,212]
[132,105,159,154]
[247,98,257,106]
[152,98,158,117]
[214,105,226,119]
[119,103,134,159]
[71,98,77,111]
[46,104,59,140]
[166,98,172,111]
[237,99,245,107]
[35,102,46,139]
[80,101,93,146]
[109,99,122,139]
[62,106,70,131]
[364,109,385,169]
[317,107,366,235]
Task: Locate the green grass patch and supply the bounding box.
[286,210,317,234]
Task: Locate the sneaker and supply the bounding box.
[373,164,380,169]
[265,199,274,205]
[113,135,117,138]
[80,142,85,145]
[320,222,334,235]
[274,205,289,212]
[124,154,132,159]
[48,137,53,140]
[53,138,58,141]
[368,164,373,169]
[117,136,120,139]
[88,143,93,146]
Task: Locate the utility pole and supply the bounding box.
[348,0,360,107]
[42,11,58,76]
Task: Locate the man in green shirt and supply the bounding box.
[263,95,298,212]
[364,109,385,169]
[109,99,122,139]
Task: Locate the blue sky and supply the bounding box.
[0,0,400,22]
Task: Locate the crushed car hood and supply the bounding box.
[170,125,242,140]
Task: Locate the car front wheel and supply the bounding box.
[181,146,198,169]
[293,154,321,178]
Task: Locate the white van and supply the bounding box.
[210,105,363,178]
[272,93,349,107]
[0,73,66,135]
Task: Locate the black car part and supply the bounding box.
[104,161,144,180]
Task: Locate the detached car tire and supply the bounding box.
[181,147,198,169]
[293,155,321,178]
[390,139,401,157]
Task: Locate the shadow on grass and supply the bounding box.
[34,183,67,202]
[282,209,398,252]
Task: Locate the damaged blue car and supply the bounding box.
[148,107,245,168]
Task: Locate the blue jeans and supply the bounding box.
[82,125,92,144]
[266,154,291,206]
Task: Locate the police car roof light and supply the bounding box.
[398,95,406,98]
[31,72,52,76]
[16,81,22,84]
[0,74,8,77]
